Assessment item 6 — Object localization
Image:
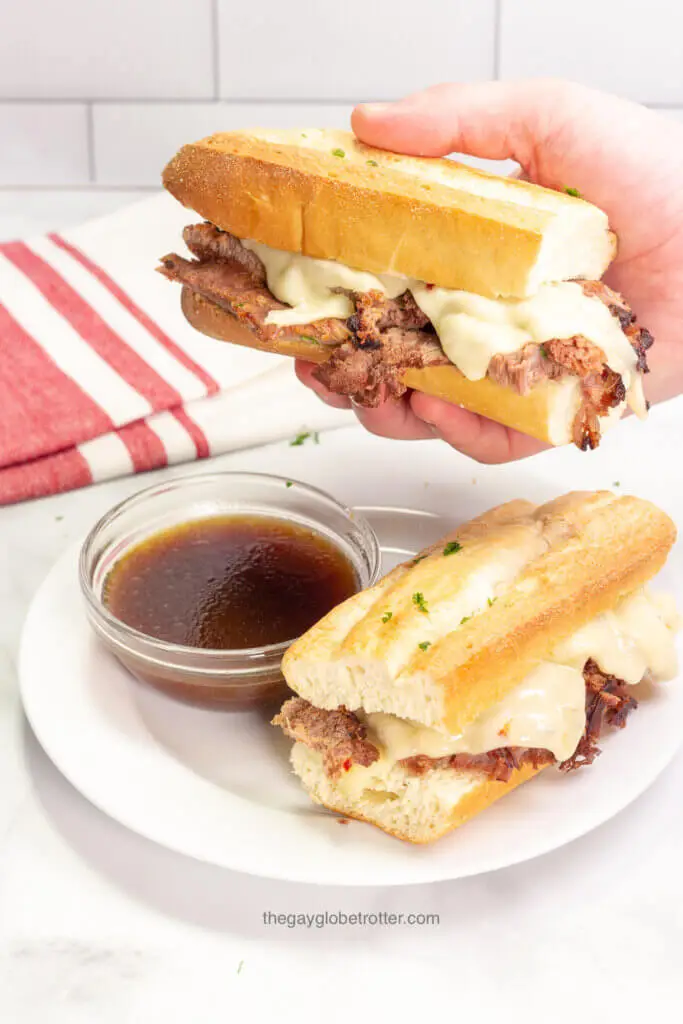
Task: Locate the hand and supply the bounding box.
[296,79,683,462]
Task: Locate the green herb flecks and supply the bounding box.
[412,553,428,565]
[539,344,549,358]
[332,148,345,158]
[613,481,621,488]
[564,186,582,198]
[237,960,244,975]
[487,597,497,607]
[412,592,429,614]
[418,641,431,652]
[382,611,393,624]
[300,334,319,343]
[285,481,293,488]
[290,431,319,447]
[367,159,378,167]
[443,541,462,556]
[460,614,472,625]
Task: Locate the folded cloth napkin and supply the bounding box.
[0,193,351,505]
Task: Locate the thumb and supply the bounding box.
[351,81,555,170]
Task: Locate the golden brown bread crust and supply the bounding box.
[434,492,676,734]
[163,129,615,298]
[180,287,565,445]
[281,492,677,736]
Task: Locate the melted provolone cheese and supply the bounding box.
[241,239,406,326]
[341,588,678,785]
[242,237,646,418]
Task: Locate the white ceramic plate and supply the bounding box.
[19,488,683,886]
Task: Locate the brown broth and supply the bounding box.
[103,514,358,649]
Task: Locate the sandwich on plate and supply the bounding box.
[159,129,654,450]
[271,492,678,843]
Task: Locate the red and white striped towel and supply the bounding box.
[0,193,351,505]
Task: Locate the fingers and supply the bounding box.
[295,360,433,439]
[295,360,352,409]
[409,392,548,464]
[352,80,561,173]
[352,396,434,441]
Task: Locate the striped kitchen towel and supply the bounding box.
[0,193,351,505]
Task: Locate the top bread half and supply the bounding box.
[162,128,616,299]
[282,492,676,736]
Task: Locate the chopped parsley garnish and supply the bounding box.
[443,541,462,556]
[300,334,319,343]
[301,133,308,138]
[55,515,64,521]
[285,480,293,488]
[412,553,428,565]
[233,302,245,309]
[565,186,582,198]
[367,159,378,167]
[290,431,319,447]
[412,592,429,614]
[382,611,393,624]
[237,960,244,975]
[613,481,621,487]
[487,596,497,607]
[460,614,472,625]
[331,148,345,158]
[539,344,549,358]
[418,641,431,652]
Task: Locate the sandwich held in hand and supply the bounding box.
[271,492,678,843]
[159,129,653,449]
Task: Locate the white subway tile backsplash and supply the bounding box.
[93,102,355,186]
[0,105,89,186]
[217,0,496,100]
[0,1,214,100]
[500,0,683,104]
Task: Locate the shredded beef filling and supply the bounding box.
[272,698,378,777]
[159,223,653,446]
[274,660,639,783]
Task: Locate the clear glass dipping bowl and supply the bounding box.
[79,472,381,709]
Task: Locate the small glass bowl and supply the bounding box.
[79,472,381,709]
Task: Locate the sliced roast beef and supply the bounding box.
[315,328,447,406]
[272,697,379,777]
[274,661,640,783]
[159,224,653,444]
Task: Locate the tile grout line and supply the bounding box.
[85,102,96,183]
[493,0,502,79]
[211,0,220,100]
[0,184,161,192]
[0,96,370,106]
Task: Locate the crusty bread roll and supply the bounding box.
[275,492,677,842]
[181,287,592,447]
[283,492,675,735]
[164,128,614,299]
[291,744,543,844]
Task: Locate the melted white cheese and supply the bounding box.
[342,588,678,783]
[241,237,645,417]
[241,239,406,326]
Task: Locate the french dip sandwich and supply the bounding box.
[159,129,654,450]
[272,492,678,843]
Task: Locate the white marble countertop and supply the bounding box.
[2,194,683,1022]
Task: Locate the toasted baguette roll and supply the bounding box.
[163,128,614,299]
[282,492,676,737]
[291,744,544,845]
[181,287,602,447]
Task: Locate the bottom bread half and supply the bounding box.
[290,743,548,844]
[180,287,624,447]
